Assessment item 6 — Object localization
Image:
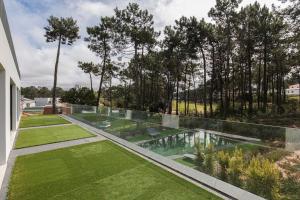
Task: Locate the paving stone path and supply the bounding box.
[19,123,73,130]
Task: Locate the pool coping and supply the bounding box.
[63,114,266,200]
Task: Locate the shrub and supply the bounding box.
[245,155,281,200]
[227,148,244,187]
[194,138,205,169]
[204,144,215,175]
[216,151,230,181]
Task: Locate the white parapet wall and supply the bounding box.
[0,0,21,189]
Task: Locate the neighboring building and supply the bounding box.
[34,97,61,107]
[21,97,36,109]
[0,0,21,188]
[286,84,300,96]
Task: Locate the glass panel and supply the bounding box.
[68,104,300,199]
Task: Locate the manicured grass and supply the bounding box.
[15,125,94,149]
[172,100,217,114]
[20,115,70,128]
[8,141,221,200]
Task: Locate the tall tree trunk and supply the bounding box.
[109,74,112,108]
[262,40,268,113]
[209,45,215,117]
[232,66,235,111]
[176,76,179,115]
[257,55,262,110]
[184,66,187,115]
[89,72,93,92]
[240,63,245,115]
[248,48,253,116]
[192,73,198,115]
[224,22,231,118]
[124,82,127,109]
[200,47,207,117]
[96,40,107,111]
[298,76,300,105]
[52,35,62,114]
[187,78,191,115]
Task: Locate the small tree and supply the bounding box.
[194,138,205,169]
[44,16,80,113]
[78,62,98,92]
[85,17,113,110]
[217,150,230,181]
[227,148,244,187]
[204,144,215,175]
[245,155,281,200]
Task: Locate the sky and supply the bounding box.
[4,0,283,89]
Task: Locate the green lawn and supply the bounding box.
[8,141,220,200]
[20,115,70,128]
[172,100,217,114]
[15,125,95,149]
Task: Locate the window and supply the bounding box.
[10,84,12,131]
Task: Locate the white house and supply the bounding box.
[0,0,21,188]
[21,97,35,109]
[286,84,300,96]
[34,97,61,107]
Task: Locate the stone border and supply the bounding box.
[63,115,266,200]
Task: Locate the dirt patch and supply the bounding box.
[276,150,300,181]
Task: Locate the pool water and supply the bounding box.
[139,129,242,157]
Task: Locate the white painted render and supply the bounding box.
[0,0,21,188]
[22,98,35,109]
[286,88,300,96]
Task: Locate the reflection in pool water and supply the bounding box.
[139,130,241,157]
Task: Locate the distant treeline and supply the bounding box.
[21,86,64,99]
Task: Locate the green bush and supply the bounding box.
[245,156,281,200]
[194,138,205,169]
[227,148,244,187]
[204,144,215,175]
[194,140,215,175]
[216,151,230,181]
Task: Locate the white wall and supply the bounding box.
[0,0,21,188]
[35,98,52,107]
[286,88,300,96]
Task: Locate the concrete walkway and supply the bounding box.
[18,123,73,130]
[12,136,105,157]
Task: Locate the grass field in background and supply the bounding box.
[8,141,221,200]
[20,115,70,128]
[172,101,217,114]
[15,125,94,148]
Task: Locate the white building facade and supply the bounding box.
[22,97,35,109]
[34,97,60,107]
[286,84,300,96]
[0,0,21,187]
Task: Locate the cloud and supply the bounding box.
[4,0,282,89]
